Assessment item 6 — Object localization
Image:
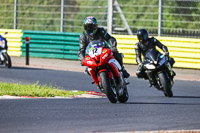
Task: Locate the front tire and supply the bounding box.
[3,52,12,68]
[158,72,173,97]
[117,85,129,103]
[99,71,117,103]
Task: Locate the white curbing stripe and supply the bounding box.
[0,95,25,99]
[99,130,200,133]
[0,91,106,99]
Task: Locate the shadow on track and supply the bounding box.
[124,102,200,105]
[173,96,200,99]
[5,66,45,71]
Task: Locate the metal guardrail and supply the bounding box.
[0,29,80,60]
[21,30,80,60]
[1,0,200,38]
[0,29,200,69]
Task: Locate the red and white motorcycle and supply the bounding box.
[82,40,129,103]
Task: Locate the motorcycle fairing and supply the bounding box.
[108,59,121,78]
[83,40,123,87]
[89,68,114,86]
[0,40,6,48]
[159,55,166,66]
[90,68,99,85]
[0,49,7,61]
[83,48,113,67]
[108,58,122,70]
[84,58,121,86]
[100,48,113,65]
[83,55,98,67]
[145,49,161,63]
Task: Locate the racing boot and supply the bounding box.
[122,66,130,78]
[124,78,130,85]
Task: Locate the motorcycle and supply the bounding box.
[82,40,129,103]
[143,49,174,97]
[0,32,12,68]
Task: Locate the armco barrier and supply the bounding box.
[0,29,23,56]
[22,30,80,60]
[113,35,200,69]
[0,29,200,69]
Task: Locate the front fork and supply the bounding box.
[108,59,126,96]
[166,62,173,77]
[146,70,156,85]
[117,71,126,96]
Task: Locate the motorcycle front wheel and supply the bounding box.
[99,71,117,103]
[117,85,129,103]
[158,72,173,97]
[3,52,12,68]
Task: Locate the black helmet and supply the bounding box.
[83,16,98,36]
[136,29,149,43]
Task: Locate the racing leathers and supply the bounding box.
[135,37,175,79]
[78,27,130,78]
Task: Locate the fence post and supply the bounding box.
[25,37,30,65]
[14,0,18,29]
[158,0,163,36]
[107,0,113,34]
[114,0,133,35]
[60,0,64,32]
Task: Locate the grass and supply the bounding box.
[0,82,86,98]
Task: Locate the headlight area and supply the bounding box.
[144,64,156,69]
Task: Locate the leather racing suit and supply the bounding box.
[135,37,175,78]
[78,27,123,67]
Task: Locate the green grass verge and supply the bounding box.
[0,82,86,98]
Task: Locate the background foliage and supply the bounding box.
[0,0,200,37]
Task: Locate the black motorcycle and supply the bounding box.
[0,32,12,68]
[143,49,174,97]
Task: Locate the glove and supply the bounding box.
[138,63,143,67]
[111,47,118,53]
[164,52,169,56]
[164,53,170,61]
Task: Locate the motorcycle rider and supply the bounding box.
[135,29,176,81]
[78,16,130,78]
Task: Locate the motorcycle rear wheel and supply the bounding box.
[3,52,12,68]
[99,71,117,103]
[158,72,173,97]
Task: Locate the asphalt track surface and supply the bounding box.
[0,57,200,133]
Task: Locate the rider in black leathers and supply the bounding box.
[135,29,175,79]
[78,16,130,78]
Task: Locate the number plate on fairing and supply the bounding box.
[88,47,102,58]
